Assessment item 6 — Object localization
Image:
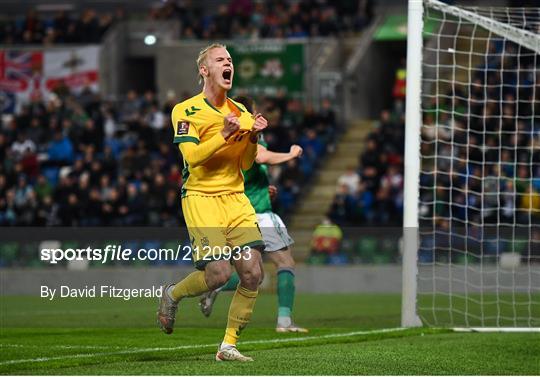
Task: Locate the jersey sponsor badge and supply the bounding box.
[177,121,190,135]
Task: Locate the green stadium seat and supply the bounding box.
[307,254,327,265]
[356,237,378,263]
[0,242,19,266]
[341,239,356,257]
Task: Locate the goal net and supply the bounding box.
[411,0,540,328]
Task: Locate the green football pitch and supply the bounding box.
[1,293,538,375]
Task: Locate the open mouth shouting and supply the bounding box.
[222,68,232,85]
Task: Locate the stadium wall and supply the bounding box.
[97,20,366,120]
[154,39,342,107]
[1,265,536,295]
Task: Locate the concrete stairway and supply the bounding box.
[288,120,374,261]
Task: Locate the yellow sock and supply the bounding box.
[223,285,258,346]
[170,271,208,301]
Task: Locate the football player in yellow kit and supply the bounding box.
[157,44,267,362]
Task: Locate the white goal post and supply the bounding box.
[402,0,540,329]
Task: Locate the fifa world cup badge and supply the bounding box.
[177,121,190,135]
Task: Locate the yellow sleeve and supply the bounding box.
[171,104,227,167]
[178,132,227,168]
[172,107,200,145]
[241,133,258,170]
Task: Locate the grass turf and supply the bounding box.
[1,293,539,375]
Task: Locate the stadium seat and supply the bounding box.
[356,236,378,263]
[0,242,19,267]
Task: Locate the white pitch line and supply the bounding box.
[0,327,408,367]
[1,344,129,350]
[2,308,151,316]
[453,327,540,333]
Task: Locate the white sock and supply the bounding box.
[277,316,292,328]
[220,342,235,351]
[166,286,176,301]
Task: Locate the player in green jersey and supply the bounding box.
[199,96,307,333]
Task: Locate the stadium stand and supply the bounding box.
[0,88,339,228]
[324,38,540,264]
[0,0,374,45]
[418,37,540,263]
[329,41,539,229]
[329,106,404,227]
[0,0,365,268]
[0,8,121,45]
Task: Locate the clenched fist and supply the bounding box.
[249,113,268,143]
[222,113,240,139]
[289,144,303,158]
[268,185,278,200]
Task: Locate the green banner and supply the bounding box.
[228,43,304,98]
[374,14,439,41]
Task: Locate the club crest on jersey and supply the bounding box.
[177,121,190,135]
[201,236,209,247]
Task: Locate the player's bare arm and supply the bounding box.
[255,144,303,165]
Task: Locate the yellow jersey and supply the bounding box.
[171,92,254,197]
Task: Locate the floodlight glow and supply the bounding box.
[144,34,157,46]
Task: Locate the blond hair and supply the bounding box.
[197,43,227,85]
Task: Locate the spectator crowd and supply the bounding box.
[330,38,540,235]
[0,8,122,45]
[152,0,373,40]
[418,39,540,262]
[0,87,338,227]
[329,107,405,227]
[1,0,373,45]
[326,38,539,263]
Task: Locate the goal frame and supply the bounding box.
[402,0,423,328]
[402,0,540,330]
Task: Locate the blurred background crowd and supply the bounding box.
[0,87,338,226]
[417,39,540,263]
[0,8,121,45]
[1,0,538,267]
[328,61,405,228]
[317,38,540,264]
[328,39,540,230]
[0,0,374,45]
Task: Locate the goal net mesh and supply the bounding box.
[418,0,540,327]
